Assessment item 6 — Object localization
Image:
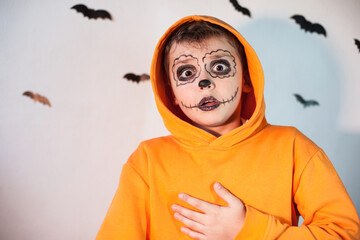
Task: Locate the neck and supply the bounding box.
[200,120,242,137]
[194,107,243,137]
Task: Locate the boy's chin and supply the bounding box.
[192,117,232,129]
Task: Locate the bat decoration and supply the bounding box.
[355,39,360,53]
[23,91,51,107]
[71,4,112,20]
[123,73,150,83]
[293,94,319,108]
[229,0,251,17]
[291,15,326,37]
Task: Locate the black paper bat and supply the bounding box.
[291,15,326,37]
[293,94,319,108]
[229,0,251,17]
[23,91,51,107]
[123,73,150,83]
[354,39,360,53]
[71,4,112,20]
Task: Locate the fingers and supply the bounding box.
[172,204,206,237]
[213,182,242,207]
[178,193,219,213]
[174,185,246,239]
[172,204,205,223]
[180,226,206,240]
[174,212,205,234]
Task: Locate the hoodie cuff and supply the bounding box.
[234,205,270,239]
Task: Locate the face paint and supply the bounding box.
[202,49,237,79]
[167,37,244,135]
[171,54,201,86]
[180,87,239,111]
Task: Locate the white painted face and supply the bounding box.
[168,36,244,135]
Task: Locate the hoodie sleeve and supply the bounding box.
[234,149,360,240]
[95,147,150,240]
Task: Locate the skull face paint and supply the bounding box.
[202,49,237,79]
[167,36,244,134]
[180,87,239,111]
[172,54,201,86]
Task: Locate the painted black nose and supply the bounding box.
[198,79,211,89]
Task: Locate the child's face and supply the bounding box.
[168,36,244,133]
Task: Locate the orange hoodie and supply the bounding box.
[96,15,360,239]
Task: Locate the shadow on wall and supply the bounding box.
[236,17,360,213]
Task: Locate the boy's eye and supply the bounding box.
[202,49,237,79]
[172,54,201,85]
[210,60,231,75]
[177,65,197,81]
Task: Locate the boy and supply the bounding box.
[96,15,360,239]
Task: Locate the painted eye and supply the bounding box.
[211,60,231,75]
[182,70,193,77]
[214,64,226,71]
[177,65,197,81]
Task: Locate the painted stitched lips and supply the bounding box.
[181,87,239,111]
[198,96,221,111]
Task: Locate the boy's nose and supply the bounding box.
[198,79,215,90]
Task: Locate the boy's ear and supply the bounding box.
[174,97,179,105]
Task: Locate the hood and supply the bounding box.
[150,15,267,148]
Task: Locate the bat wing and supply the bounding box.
[124,73,141,83]
[23,91,35,99]
[291,15,314,32]
[71,4,91,18]
[293,93,306,105]
[38,95,51,107]
[291,15,326,37]
[140,74,150,81]
[304,100,319,108]
[240,7,251,17]
[311,23,327,37]
[94,10,112,20]
[355,39,360,52]
[291,15,308,28]
[229,0,251,17]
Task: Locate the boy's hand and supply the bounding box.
[172,183,246,240]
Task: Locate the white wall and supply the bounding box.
[0,0,359,239]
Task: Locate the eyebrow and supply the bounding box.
[204,53,231,60]
[174,58,195,64]
[173,58,198,68]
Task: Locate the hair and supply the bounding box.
[162,20,250,83]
